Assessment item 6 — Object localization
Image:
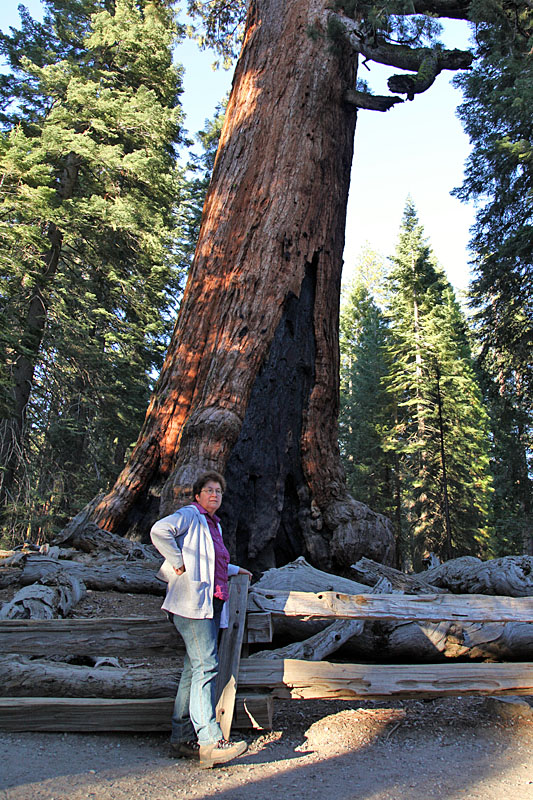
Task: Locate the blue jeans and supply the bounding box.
[171,598,224,745]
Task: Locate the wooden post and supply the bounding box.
[215,573,249,739]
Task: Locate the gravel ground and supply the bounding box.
[1,587,532,800]
[1,696,532,800]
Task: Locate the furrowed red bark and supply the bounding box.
[92,0,401,568]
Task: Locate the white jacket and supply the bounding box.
[150,504,239,621]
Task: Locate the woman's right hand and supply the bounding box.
[174,565,186,575]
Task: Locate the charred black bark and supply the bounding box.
[220,260,327,573]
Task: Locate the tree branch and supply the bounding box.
[406,0,471,18]
[333,13,473,74]
[330,12,473,104]
[344,89,404,112]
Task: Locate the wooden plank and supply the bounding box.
[2,658,532,731]
[0,694,271,732]
[238,658,533,700]
[248,589,533,624]
[0,617,182,656]
[215,574,250,739]
[233,694,274,730]
[245,612,273,643]
[0,697,173,732]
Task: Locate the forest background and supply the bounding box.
[0,0,531,569]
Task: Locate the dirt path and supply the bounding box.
[1,696,532,800]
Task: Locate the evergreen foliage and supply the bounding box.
[453,2,533,557]
[454,8,532,390]
[339,271,393,520]
[385,201,493,566]
[340,202,494,567]
[0,0,190,541]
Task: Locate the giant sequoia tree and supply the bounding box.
[92,0,482,572]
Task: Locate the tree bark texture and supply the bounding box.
[253,560,533,661]
[0,655,176,699]
[418,555,533,596]
[92,0,395,571]
[351,557,448,594]
[0,153,80,508]
[19,555,165,595]
[0,572,86,619]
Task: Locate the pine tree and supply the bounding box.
[0,0,187,539]
[477,350,533,556]
[453,4,533,556]
[385,201,493,566]
[453,3,532,400]
[339,278,393,520]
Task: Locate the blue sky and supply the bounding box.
[1,3,476,293]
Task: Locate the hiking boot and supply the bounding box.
[198,738,247,768]
[169,740,200,759]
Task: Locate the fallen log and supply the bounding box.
[250,577,391,661]
[256,556,368,594]
[2,654,532,711]
[0,616,181,657]
[253,560,533,661]
[417,555,533,596]
[247,588,533,624]
[0,567,22,589]
[372,619,533,662]
[0,695,271,732]
[0,613,269,657]
[20,556,166,595]
[254,557,369,639]
[0,655,176,698]
[54,517,159,563]
[240,658,533,700]
[249,617,365,661]
[351,557,446,594]
[0,573,86,619]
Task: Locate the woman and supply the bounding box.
[150,470,252,769]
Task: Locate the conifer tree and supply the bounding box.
[385,200,492,565]
[453,3,532,403]
[339,259,393,522]
[453,3,533,556]
[0,0,187,538]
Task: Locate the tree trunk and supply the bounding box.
[351,556,447,594]
[0,572,86,619]
[19,555,165,595]
[418,555,533,596]
[92,0,395,572]
[0,153,80,509]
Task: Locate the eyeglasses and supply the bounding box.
[200,487,223,496]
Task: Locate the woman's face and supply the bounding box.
[196,481,223,515]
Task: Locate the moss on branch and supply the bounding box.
[344,89,404,111]
[329,10,473,107]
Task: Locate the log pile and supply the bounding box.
[0,510,166,622]
[351,555,533,597]
[2,524,533,733]
[250,557,533,662]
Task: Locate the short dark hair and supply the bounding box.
[192,470,226,499]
